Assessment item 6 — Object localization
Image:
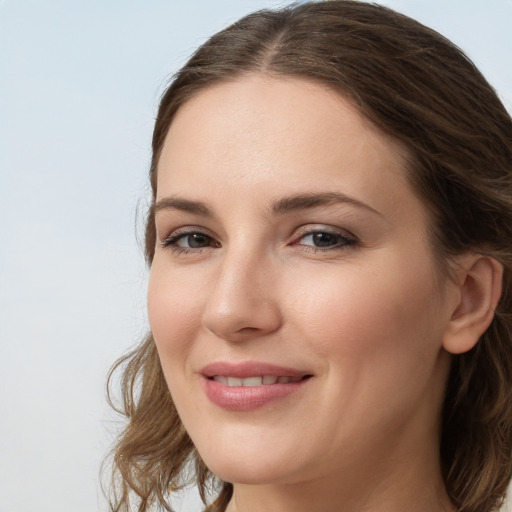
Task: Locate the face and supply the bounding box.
[148,75,455,487]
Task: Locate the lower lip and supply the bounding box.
[203,377,310,411]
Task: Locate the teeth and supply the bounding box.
[227,377,243,386]
[278,376,302,383]
[212,376,302,386]
[243,376,263,386]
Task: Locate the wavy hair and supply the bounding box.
[106,2,512,511]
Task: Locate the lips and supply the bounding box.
[212,375,303,386]
[201,361,309,379]
[201,361,312,410]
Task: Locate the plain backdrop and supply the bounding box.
[1,1,511,511]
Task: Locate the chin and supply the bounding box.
[206,460,288,485]
[198,443,304,485]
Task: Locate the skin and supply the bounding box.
[147,75,466,512]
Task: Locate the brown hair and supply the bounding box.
[106,2,512,511]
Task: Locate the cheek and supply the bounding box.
[147,266,205,418]
[147,265,203,361]
[286,258,446,434]
[285,258,442,363]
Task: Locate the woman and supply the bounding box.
[107,2,512,511]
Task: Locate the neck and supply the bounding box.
[227,474,455,512]
[225,436,456,512]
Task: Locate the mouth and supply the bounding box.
[201,361,313,382]
[201,361,313,410]
[209,375,310,386]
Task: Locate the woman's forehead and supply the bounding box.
[156,75,415,220]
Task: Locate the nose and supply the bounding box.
[201,249,283,342]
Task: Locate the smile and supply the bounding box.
[210,376,304,386]
[200,361,313,410]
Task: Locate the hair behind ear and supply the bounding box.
[440,256,512,512]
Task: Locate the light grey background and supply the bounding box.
[1,1,511,511]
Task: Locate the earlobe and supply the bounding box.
[443,255,503,355]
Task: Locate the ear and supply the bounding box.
[443,254,503,355]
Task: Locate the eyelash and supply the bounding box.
[160,227,358,255]
[161,229,220,254]
[292,229,357,252]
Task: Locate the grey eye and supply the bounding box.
[300,232,351,248]
[178,233,212,248]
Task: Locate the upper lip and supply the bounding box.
[201,361,311,379]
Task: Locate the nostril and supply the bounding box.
[238,327,260,333]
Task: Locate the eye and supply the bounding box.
[175,233,212,248]
[293,229,357,251]
[161,230,220,252]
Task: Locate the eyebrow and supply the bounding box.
[271,192,383,217]
[153,192,382,218]
[153,197,213,217]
